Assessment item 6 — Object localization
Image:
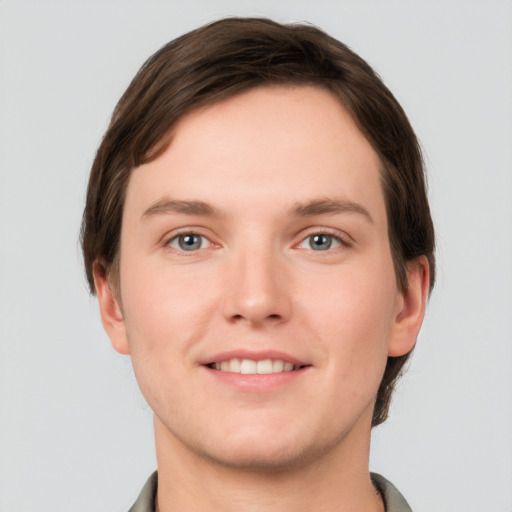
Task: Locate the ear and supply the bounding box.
[388,256,431,357]
[93,260,130,355]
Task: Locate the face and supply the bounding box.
[96,85,426,472]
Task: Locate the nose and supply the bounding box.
[222,243,292,327]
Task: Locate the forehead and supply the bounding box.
[125,85,385,226]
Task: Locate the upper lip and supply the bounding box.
[198,349,310,367]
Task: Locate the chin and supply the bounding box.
[154,397,374,475]
[195,442,319,474]
[184,423,348,475]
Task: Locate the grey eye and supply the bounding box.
[169,234,208,251]
[298,233,342,251]
[309,234,332,250]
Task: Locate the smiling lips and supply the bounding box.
[207,358,306,374]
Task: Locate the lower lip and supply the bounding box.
[202,366,309,392]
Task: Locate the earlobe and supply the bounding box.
[93,260,131,355]
[388,256,430,357]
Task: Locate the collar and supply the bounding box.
[128,471,412,512]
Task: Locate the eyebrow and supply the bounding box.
[141,197,373,224]
[141,199,221,219]
[289,198,374,224]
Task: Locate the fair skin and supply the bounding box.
[95,85,429,512]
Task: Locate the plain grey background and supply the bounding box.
[1,1,511,511]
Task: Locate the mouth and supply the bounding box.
[206,358,308,375]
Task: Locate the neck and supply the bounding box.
[153,415,384,512]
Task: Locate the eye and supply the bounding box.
[168,233,211,252]
[298,233,343,251]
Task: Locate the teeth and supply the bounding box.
[240,359,257,374]
[211,358,299,374]
[229,358,241,372]
[256,359,273,374]
[273,359,284,372]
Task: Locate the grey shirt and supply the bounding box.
[128,471,412,512]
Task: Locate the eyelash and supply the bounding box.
[164,228,350,254]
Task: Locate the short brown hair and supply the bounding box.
[81,17,435,426]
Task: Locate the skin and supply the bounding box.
[95,85,429,512]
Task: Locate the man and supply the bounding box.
[81,17,435,512]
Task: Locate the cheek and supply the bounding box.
[306,261,396,331]
[119,256,220,356]
[119,260,221,417]
[301,260,398,374]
